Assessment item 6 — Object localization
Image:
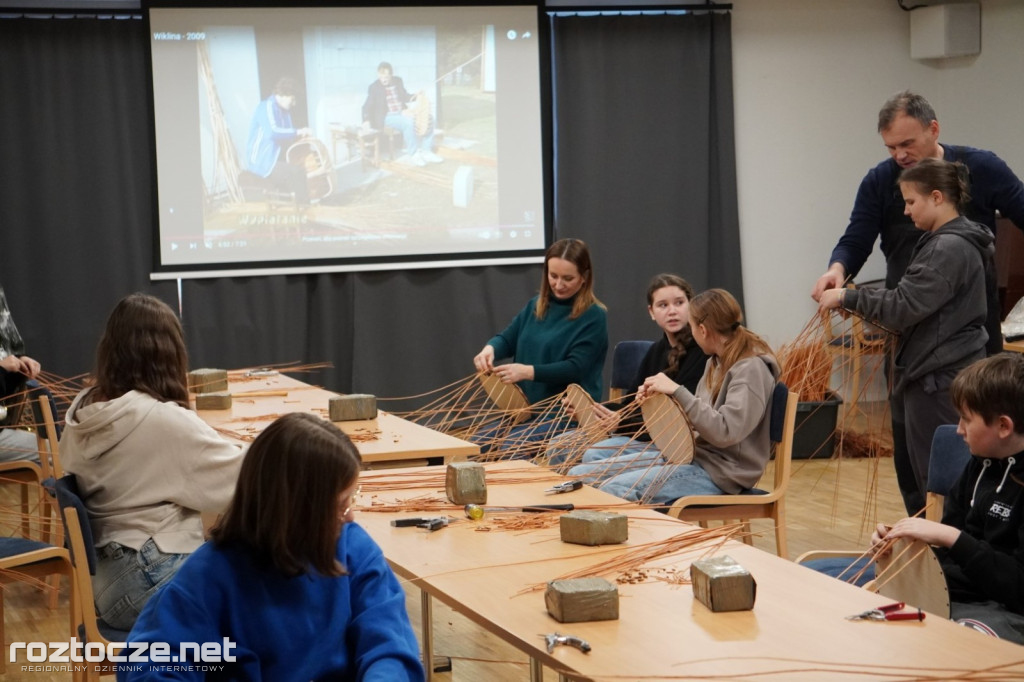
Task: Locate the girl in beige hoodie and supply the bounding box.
[61,293,244,631]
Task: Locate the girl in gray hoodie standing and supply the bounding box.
[820,158,993,516]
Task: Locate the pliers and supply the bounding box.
[543,632,591,654]
[390,517,450,532]
[846,601,925,621]
[545,480,583,494]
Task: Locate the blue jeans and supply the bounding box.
[0,427,39,463]
[570,449,724,505]
[568,443,663,482]
[473,416,566,459]
[547,433,646,467]
[94,539,189,630]
[801,556,875,587]
[384,111,434,156]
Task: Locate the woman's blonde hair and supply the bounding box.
[689,289,774,401]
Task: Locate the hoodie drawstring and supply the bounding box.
[971,459,992,507]
[997,457,1017,494]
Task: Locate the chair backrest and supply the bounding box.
[768,382,788,444]
[610,340,654,399]
[768,385,799,493]
[51,474,98,576]
[30,389,64,480]
[926,424,972,521]
[47,474,128,658]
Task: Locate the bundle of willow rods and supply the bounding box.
[519,523,743,593]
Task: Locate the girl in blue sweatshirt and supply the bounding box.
[122,413,423,681]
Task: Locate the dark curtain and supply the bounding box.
[0,17,176,382]
[179,265,538,401]
[551,12,741,356]
[0,12,737,401]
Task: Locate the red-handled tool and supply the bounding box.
[846,602,925,621]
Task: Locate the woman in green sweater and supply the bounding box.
[473,238,608,451]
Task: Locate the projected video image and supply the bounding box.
[149,6,545,271]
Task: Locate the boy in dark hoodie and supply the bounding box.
[872,353,1024,643]
[819,157,995,516]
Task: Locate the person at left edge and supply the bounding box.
[0,283,43,464]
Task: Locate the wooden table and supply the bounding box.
[1006,338,1024,354]
[356,461,1024,681]
[194,371,478,467]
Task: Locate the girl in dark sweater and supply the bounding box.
[549,274,707,467]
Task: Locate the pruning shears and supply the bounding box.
[846,601,925,622]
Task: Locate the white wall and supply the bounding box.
[731,0,1024,350]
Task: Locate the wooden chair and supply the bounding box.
[795,425,972,618]
[0,391,65,607]
[664,384,798,559]
[0,387,46,538]
[52,474,129,680]
[608,340,653,400]
[0,536,72,675]
[1,401,71,674]
[0,459,44,539]
[1,395,72,672]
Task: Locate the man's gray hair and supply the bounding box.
[877,90,937,132]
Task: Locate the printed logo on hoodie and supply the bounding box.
[990,501,1013,520]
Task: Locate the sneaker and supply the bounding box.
[419,150,444,164]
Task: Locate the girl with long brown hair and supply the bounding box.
[124,413,423,680]
[61,293,244,630]
[549,273,707,466]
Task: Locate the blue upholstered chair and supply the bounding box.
[609,340,654,400]
[50,475,129,679]
[797,423,973,584]
[925,424,972,522]
[0,390,65,610]
[0,453,71,675]
[664,382,799,559]
[0,535,71,675]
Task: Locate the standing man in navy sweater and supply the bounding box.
[811,91,1024,515]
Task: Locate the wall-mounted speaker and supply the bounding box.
[910,3,981,60]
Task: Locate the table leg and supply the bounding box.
[421,591,434,682]
[529,656,543,682]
